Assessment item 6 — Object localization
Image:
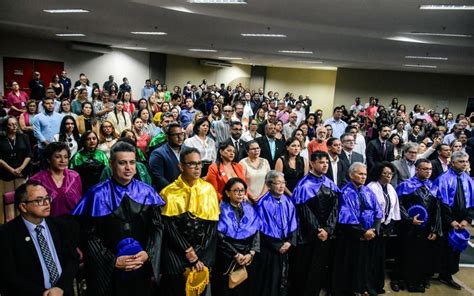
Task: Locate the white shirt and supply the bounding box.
[183,135,217,162]
[353,133,366,162]
[367,182,401,224]
[330,155,339,186]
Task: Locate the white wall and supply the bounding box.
[0,35,150,98]
[334,68,474,116]
[166,55,251,88]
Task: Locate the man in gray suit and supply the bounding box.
[391,142,419,186]
[339,133,364,167]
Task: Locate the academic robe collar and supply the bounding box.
[291,172,340,205]
[338,182,383,230]
[433,168,474,208]
[396,176,435,197]
[160,175,220,221]
[218,201,260,239]
[255,191,297,240]
[72,178,165,217]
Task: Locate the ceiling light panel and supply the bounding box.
[407,32,472,38]
[188,0,246,3]
[419,5,474,10]
[241,34,286,37]
[296,60,323,64]
[56,33,85,37]
[43,9,90,13]
[405,56,448,60]
[403,64,437,69]
[131,32,167,35]
[189,49,217,52]
[279,50,313,54]
[218,57,242,60]
[114,46,148,50]
[386,36,430,44]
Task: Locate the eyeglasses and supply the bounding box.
[249,147,261,151]
[272,181,287,186]
[22,196,51,206]
[231,189,246,194]
[183,161,203,169]
[224,110,233,113]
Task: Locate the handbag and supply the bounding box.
[225,261,248,289]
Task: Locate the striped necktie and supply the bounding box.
[35,225,59,286]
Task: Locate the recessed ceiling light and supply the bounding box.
[279,50,313,54]
[419,5,474,10]
[163,6,194,13]
[131,32,167,35]
[114,46,148,50]
[405,56,448,61]
[218,57,242,60]
[189,49,217,52]
[56,33,85,37]
[403,64,437,69]
[43,9,90,13]
[406,32,472,38]
[386,36,430,44]
[296,60,323,64]
[188,0,246,4]
[241,34,286,37]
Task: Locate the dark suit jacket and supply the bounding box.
[256,136,285,169]
[327,157,349,188]
[149,143,180,192]
[223,137,247,162]
[0,216,79,296]
[430,158,447,181]
[366,138,394,170]
[339,150,364,167]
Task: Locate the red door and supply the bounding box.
[3,57,64,96]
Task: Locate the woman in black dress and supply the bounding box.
[275,137,309,196]
[211,178,260,296]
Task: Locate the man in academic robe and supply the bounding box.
[72,141,165,296]
[333,162,383,296]
[433,151,474,290]
[396,159,442,292]
[159,147,220,296]
[289,151,340,296]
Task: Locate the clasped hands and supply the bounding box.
[363,229,376,241]
[115,250,148,271]
[451,220,470,230]
[234,251,254,266]
[185,247,206,272]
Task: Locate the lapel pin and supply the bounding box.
[25,236,31,242]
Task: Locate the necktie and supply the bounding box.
[234,140,240,155]
[382,141,387,158]
[35,225,59,286]
[348,153,352,164]
[382,185,391,221]
[455,176,466,214]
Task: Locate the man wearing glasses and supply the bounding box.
[433,151,474,290]
[391,143,419,186]
[213,105,234,145]
[0,180,79,296]
[149,122,184,192]
[160,147,219,295]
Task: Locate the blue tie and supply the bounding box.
[35,225,59,286]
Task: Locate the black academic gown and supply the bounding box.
[289,181,339,296]
[73,180,164,296]
[398,185,442,287]
[160,214,218,296]
[211,205,260,296]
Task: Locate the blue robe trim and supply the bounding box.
[255,191,298,239]
[291,173,340,205]
[338,182,383,230]
[217,201,261,239]
[72,178,165,217]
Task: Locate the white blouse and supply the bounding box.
[183,135,217,162]
[367,181,401,224]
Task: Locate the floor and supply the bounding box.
[385,268,474,296]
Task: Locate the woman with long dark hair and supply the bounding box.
[70,130,109,193]
[275,137,308,196]
[207,142,246,200]
[53,115,80,157]
[106,99,132,134]
[211,177,260,296]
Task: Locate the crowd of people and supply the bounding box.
[0,70,473,296]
